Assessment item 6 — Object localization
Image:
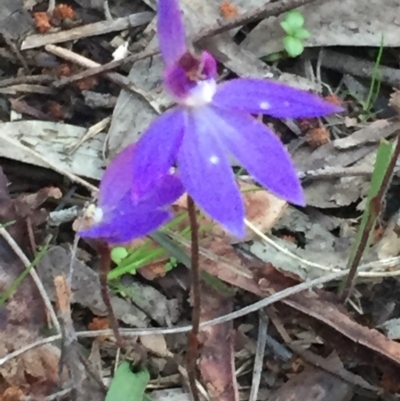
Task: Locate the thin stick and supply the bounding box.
[194,0,319,41]
[98,242,124,347]
[0,258,395,367]
[186,196,201,401]
[0,226,61,333]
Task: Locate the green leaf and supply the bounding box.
[111,247,129,264]
[280,20,293,35]
[283,36,304,57]
[282,10,305,33]
[106,362,150,401]
[345,140,394,272]
[294,27,310,40]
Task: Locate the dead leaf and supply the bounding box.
[268,367,353,401]
[140,334,168,357]
[198,285,238,401]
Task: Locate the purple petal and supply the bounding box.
[157,0,187,66]
[142,173,184,209]
[213,78,344,118]
[210,106,304,205]
[177,108,245,237]
[132,108,185,197]
[99,143,135,207]
[80,193,171,244]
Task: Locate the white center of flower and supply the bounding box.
[209,155,219,164]
[259,101,270,110]
[182,80,217,108]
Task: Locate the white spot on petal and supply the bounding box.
[260,101,270,110]
[209,155,219,164]
[284,101,290,107]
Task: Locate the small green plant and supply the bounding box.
[280,10,310,58]
[164,256,178,272]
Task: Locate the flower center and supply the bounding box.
[163,51,217,108]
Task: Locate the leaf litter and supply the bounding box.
[2,0,400,400]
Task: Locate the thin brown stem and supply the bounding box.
[186,196,201,401]
[98,242,124,347]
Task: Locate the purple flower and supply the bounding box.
[79,144,184,244]
[132,0,343,237]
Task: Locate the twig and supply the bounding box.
[249,315,268,401]
[186,196,201,401]
[0,259,384,367]
[52,47,159,88]
[0,226,61,333]
[98,243,124,347]
[311,49,400,87]
[45,44,161,113]
[0,75,55,88]
[244,218,400,278]
[22,12,154,50]
[194,0,320,41]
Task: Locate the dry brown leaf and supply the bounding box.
[268,367,353,401]
[198,285,238,401]
[140,334,168,357]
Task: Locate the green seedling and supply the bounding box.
[341,36,384,121]
[105,362,150,401]
[164,256,178,272]
[280,10,310,57]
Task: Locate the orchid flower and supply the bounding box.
[132,0,343,237]
[79,144,184,244]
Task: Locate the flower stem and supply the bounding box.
[186,195,201,401]
[98,242,124,347]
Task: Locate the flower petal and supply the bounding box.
[177,108,245,237]
[132,108,185,197]
[157,0,187,66]
[213,78,344,118]
[210,106,305,205]
[144,173,184,208]
[99,143,135,207]
[80,193,171,244]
